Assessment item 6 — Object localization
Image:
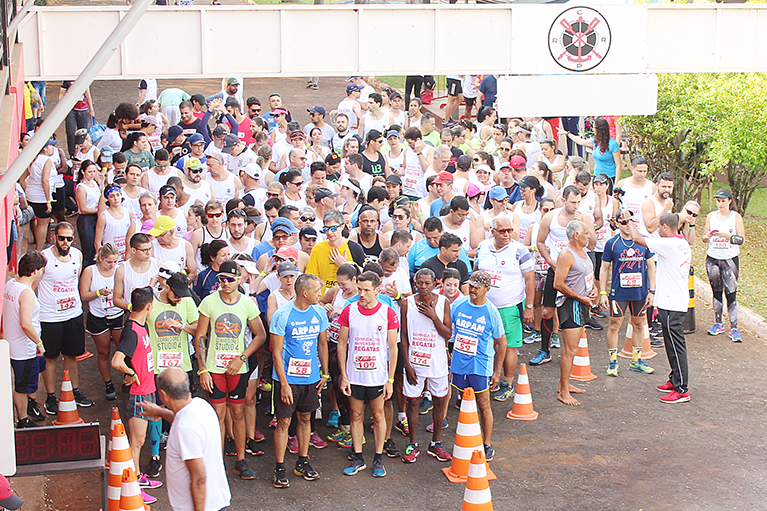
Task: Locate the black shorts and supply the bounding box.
[350,384,384,403]
[245,351,259,378]
[593,251,603,280]
[557,297,589,329]
[609,298,648,318]
[465,97,476,109]
[542,268,558,308]
[52,187,66,212]
[273,381,320,418]
[209,372,248,404]
[29,202,53,219]
[11,357,45,394]
[446,78,462,97]
[86,311,125,336]
[41,315,85,359]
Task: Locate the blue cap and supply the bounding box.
[43,139,57,148]
[187,133,205,145]
[489,186,509,201]
[271,217,298,235]
[168,125,184,144]
[100,145,114,162]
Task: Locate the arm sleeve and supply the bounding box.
[601,238,615,264]
[183,298,200,324]
[139,80,148,91]
[176,424,206,461]
[197,294,212,319]
[517,246,535,273]
[644,238,669,258]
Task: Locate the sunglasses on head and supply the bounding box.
[321,224,342,233]
[217,274,237,283]
[300,216,315,222]
[207,212,223,219]
[57,235,74,242]
[686,209,699,218]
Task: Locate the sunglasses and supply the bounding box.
[493,228,513,235]
[685,209,699,218]
[217,275,237,283]
[541,208,553,213]
[473,158,481,162]
[321,224,342,233]
[291,181,304,186]
[156,162,169,167]
[392,214,408,221]
[189,168,203,174]
[250,108,261,114]
[300,216,315,222]
[207,212,223,219]
[57,235,74,242]
[267,192,281,198]
[617,219,631,226]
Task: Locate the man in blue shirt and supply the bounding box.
[407,217,442,279]
[270,273,330,488]
[450,270,506,461]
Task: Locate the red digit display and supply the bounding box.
[14,424,101,466]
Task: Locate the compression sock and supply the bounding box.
[609,348,618,361]
[148,420,162,456]
[632,346,642,363]
[540,317,554,353]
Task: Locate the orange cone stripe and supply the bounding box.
[461,450,493,511]
[507,364,539,421]
[444,388,496,483]
[119,468,145,511]
[53,370,84,425]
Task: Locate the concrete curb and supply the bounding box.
[693,276,767,341]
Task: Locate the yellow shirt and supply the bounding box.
[24,83,33,120]
[306,240,354,294]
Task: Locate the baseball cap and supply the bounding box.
[468,269,495,288]
[143,115,159,127]
[148,216,176,237]
[289,131,305,140]
[212,124,229,139]
[456,154,472,171]
[385,174,402,186]
[519,175,541,190]
[241,162,261,179]
[75,130,87,145]
[0,474,24,510]
[433,171,454,185]
[386,129,400,139]
[187,132,205,145]
[100,146,114,162]
[315,187,339,202]
[509,155,527,170]
[389,90,402,100]
[191,93,206,105]
[346,83,362,93]
[367,129,383,142]
[714,188,733,200]
[345,76,362,82]
[221,134,239,154]
[158,261,182,280]
[236,258,259,276]
[276,246,299,260]
[218,260,239,277]
[184,157,203,171]
[43,139,57,148]
[300,227,318,240]
[272,108,289,116]
[325,153,341,166]
[140,219,156,234]
[307,105,326,116]
[167,125,184,144]
[277,261,300,278]
[159,184,176,197]
[227,77,240,85]
[510,125,531,135]
[475,164,491,174]
[167,272,192,297]
[489,186,509,201]
[466,183,486,198]
[593,173,611,184]
[272,217,298,235]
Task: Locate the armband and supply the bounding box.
[599,291,608,296]
[198,368,209,375]
[96,289,102,297]
[648,290,655,294]
[395,292,402,301]
[387,378,395,384]
[320,372,330,379]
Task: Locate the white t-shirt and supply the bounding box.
[645,235,691,313]
[166,398,230,511]
[382,266,412,315]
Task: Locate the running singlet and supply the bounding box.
[601,235,653,302]
[38,247,83,321]
[101,209,132,259]
[707,211,740,259]
[198,292,260,374]
[544,208,570,263]
[117,319,157,396]
[270,302,330,385]
[338,301,399,387]
[148,296,199,373]
[449,295,504,377]
[405,294,449,378]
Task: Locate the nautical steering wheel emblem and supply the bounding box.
[548,6,611,72]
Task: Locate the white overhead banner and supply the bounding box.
[496,74,658,118]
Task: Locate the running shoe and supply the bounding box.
[650,338,664,347]
[454,396,462,410]
[234,459,257,480]
[372,457,387,477]
[484,444,495,462]
[146,456,163,478]
[427,442,452,462]
[269,416,278,428]
[224,437,236,456]
[258,378,273,392]
[27,398,44,422]
[310,431,328,449]
[287,436,299,454]
[529,349,552,365]
[338,433,365,449]
[384,438,401,458]
[253,427,266,443]
[273,467,290,488]
[402,443,420,463]
[343,455,366,476]
[729,328,743,342]
[629,359,655,374]
[137,474,162,489]
[326,409,340,428]
[656,381,674,392]
[426,418,448,433]
[660,390,690,404]
[493,382,514,402]
[419,397,433,415]
[159,431,169,451]
[16,418,39,428]
[141,489,157,505]
[73,390,94,407]
[105,381,117,401]
[523,322,534,335]
[294,460,320,481]
[246,438,264,456]
[708,323,725,336]
[327,429,349,443]
[591,306,607,318]
[584,317,604,330]
[606,359,619,377]
[523,330,541,344]
[395,418,409,436]
[550,333,561,349]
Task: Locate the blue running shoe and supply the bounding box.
[419,396,433,415]
[529,349,551,365]
[629,359,654,374]
[606,360,619,376]
[326,409,340,428]
[483,444,495,462]
[343,455,366,476]
[729,328,742,342]
[372,457,387,477]
[708,323,725,336]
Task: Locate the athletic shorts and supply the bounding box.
[534,272,546,292]
[446,78,463,97]
[557,297,589,329]
[246,352,259,381]
[402,372,449,399]
[451,373,491,394]
[499,303,524,348]
[594,251,603,280]
[273,381,320,418]
[209,372,248,404]
[52,187,66,212]
[29,202,53,219]
[41,315,85,359]
[465,97,476,109]
[86,311,125,336]
[128,393,157,421]
[350,384,384,403]
[542,268,558,308]
[610,298,648,318]
[11,356,45,394]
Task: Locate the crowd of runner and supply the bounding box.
[5,75,746,508]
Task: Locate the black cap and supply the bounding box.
[167,272,192,297]
[222,134,239,154]
[518,175,541,190]
[299,227,318,240]
[191,93,206,105]
[456,154,472,171]
[593,173,611,184]
[218,260,239,277]
[385,174,402,186]
[325,153,341,166]
[159,184,177,197]
[714,188,733,200]
[314,187,339,202]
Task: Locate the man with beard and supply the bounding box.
[639,172,675,238]
[350,206,390,266]
[227,209,257,257]
[182,158,213,206]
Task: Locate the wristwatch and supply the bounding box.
[239,353,247,362]
[525,304,534,309]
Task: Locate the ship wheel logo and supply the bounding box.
[548,6,611,72]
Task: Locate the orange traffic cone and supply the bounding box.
[443,387,496,483]
[106,407,123,470]
[569,331,597,382]
[119,468,150,511]
[618,323,657,360]
[53,370,84,425]
[108,423,136,511]
[461,450,493,511]
[506,363,538,421]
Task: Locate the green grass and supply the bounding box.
[376,76,448,93]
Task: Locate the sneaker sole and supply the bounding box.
[373,469,387,477]
[419,406,433,415]
[661,396,690,403]
[656,387,674,393]
[606,370,619,377]
[76,401,94,407]
[426,451,451,462]
[401,455,419,463]
[273,481,290,488]
[294,469,320,481]
[343,464,367,476]
[235,471,257,480]
[629,366,654,374]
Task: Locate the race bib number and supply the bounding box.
[713,239,731,250]
[410,350,432,368]
[354,354,378,371]
[455,334,478,357]
[596,229,608,241]
[56,297,76,312]
[585,273,594,294]
[486,270,502,288]
[146,352,155,373]
[158,351,182,369]
[535,254,549,273]
[215,352,239,370]
[100,294,114,309]
[288,358,312,377]
[619,272,643,288]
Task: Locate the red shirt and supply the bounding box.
[117,319,157,396]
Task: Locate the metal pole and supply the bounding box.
[7,0,38,38]
[0,0,152,200]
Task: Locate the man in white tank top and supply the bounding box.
[338,84,363,130]
[37,222,95,414]
[182,158,213,205]
[615,157,656,218]
[640,172,675,238]
[150,216,196,280]
[158,184,188,236]
[114,232,160,311]
[206,153,242,205]
[226,209,257,257]
[440,196,480,261]
[119,164,150,224]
